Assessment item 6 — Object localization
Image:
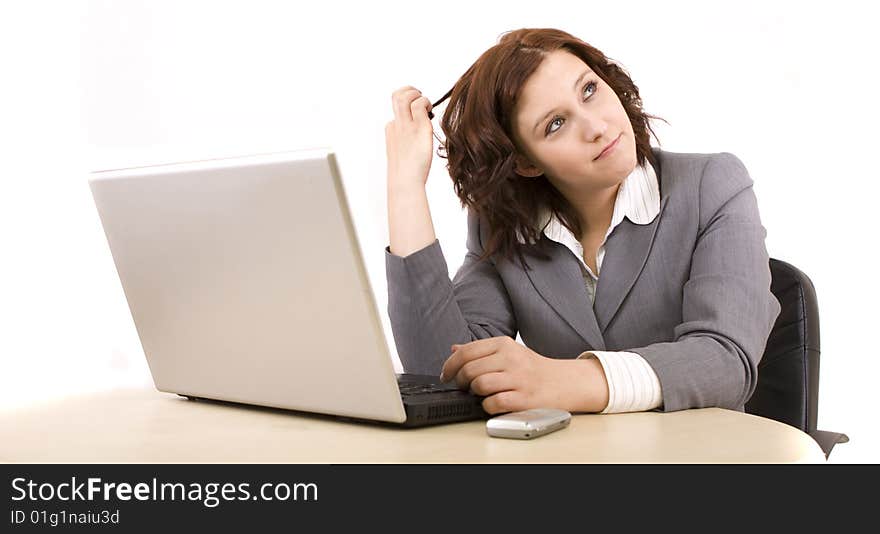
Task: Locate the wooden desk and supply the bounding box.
[0,387,826,463]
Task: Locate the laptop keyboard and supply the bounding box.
[397,380,463,396]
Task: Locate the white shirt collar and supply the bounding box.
[517,160,660,246]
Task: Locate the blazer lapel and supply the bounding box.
[593,194,669,333]
[520,147,669,351]
[523,239,606,352]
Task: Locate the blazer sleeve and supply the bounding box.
[629,152,782,412]
[384,209,518,375]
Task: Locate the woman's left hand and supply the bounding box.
[439,336,608,415]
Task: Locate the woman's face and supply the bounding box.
[511,50,637,193]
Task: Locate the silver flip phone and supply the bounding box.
[486,408,571,439]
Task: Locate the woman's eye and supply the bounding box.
[545,80,597,136]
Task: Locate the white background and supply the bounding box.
[1,0,876,462]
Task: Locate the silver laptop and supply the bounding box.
[89,148,487,427]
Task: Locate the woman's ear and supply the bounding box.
[514,154,543,178]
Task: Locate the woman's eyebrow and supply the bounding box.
[532,69,595,134]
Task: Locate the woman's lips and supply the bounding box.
[594,134,621,161]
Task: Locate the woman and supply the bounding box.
[383,28,781,415]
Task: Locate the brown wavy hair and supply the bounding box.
[434,28,668,270]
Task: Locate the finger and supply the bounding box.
[453,336,511,364]
[410,96,433,125]
[391,87,422,123]
[441,336,510,382]
[468,371,516,397]
[391,85,421,104]
[482,390,525,415]
[453,336,509,359]
[454,354,507,391]
[440,338,504,382]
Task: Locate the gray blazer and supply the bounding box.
[384,147,781,413]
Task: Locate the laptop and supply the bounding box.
[89,148,488,427]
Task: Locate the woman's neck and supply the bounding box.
[567,181,620,238]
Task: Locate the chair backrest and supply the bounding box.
[745,258,820,434]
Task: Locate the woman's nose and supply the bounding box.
[577,115,607,142]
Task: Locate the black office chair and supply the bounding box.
[745,258,849,459]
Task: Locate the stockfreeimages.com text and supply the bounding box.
[11,477,317,508]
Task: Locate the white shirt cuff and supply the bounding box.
[577,350,663,413]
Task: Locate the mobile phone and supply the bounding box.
[486,408,571,439]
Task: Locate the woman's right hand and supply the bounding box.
[385,86,435,189]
